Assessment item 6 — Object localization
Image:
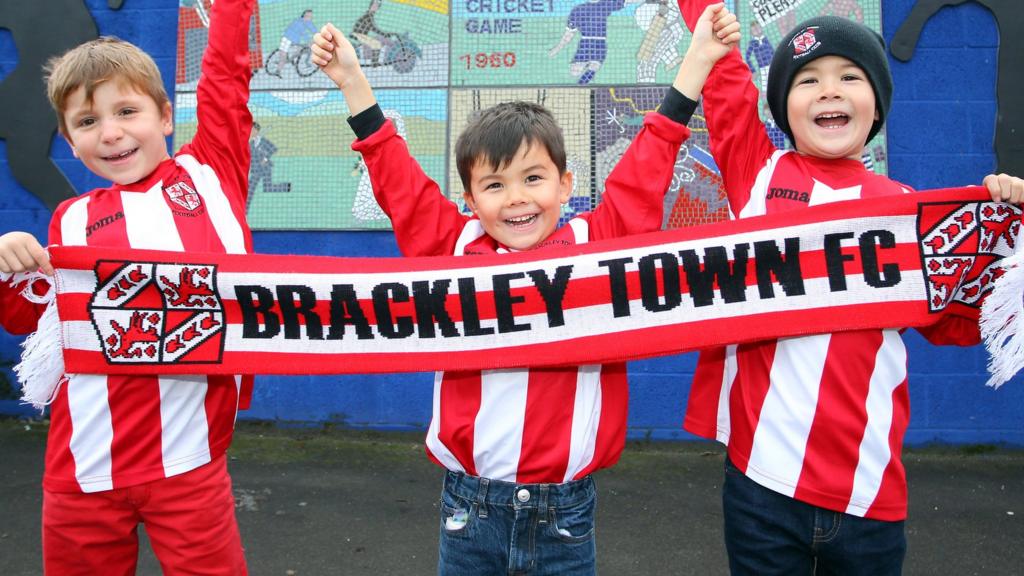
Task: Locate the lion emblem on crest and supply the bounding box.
[89,260,225,364]
[918,201,1021,312]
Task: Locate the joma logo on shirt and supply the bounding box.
[86,211,124,237]
[766,187,810,203]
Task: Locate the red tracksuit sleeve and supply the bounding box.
[352,120,470,257]
[588,113,691,239]
[915,314,982,346]
[0,281,46,334]
[0,209,57,335]
[680,0,775,215]
[185,0,254,216]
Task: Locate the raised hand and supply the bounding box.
[689,2,741,68]
[673,2,741,101]
[310,23,362,90]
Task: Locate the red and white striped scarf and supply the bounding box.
[14,187,1024,407]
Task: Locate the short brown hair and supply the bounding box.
[45,36,170,136]
[455,101,566,192]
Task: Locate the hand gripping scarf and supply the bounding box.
[11,187,1024,408]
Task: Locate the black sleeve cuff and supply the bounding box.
[348,104,386,140]
[658,87,699,126]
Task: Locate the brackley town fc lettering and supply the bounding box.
[49,193,1020,378]
[235,230,900,341]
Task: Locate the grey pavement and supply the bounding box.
[1,418,1021,576]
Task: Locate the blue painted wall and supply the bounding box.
[1,0,1021,445]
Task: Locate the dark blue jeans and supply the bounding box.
[723,457,906,576]
[437,470,597,576]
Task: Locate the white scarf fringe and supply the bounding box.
[1,271,67,410]
[0,270,53,303]
[980,230,1024,389]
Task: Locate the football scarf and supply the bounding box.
[13,187,1024,408]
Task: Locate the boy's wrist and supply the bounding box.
[683,48,717,72]
[659,88,699,126]
[335,67,367,92]
[338,71,377,119]
[348,104,386,140]
[673,52,715,101]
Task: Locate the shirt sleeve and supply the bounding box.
[0,279,46,335]
[184,0,255,214]
[914,315,981,347]
[680,0,775,217]
[351,114,469,257]
[0,203,75,333]
[587,96,692,241]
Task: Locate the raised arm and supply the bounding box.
[679,0,775,215]
[313,24,467,257]
[673,3,740,101]
[187,0,256,207]
[311,24,376,117]
[590,2,740,238]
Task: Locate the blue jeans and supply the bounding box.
[437,470,597,576]
[722,457,906,576]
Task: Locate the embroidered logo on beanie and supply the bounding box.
[791,27,820,58]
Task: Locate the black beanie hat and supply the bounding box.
[766,15,893,145]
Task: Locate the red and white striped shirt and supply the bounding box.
[37,0,254,493]
[678,4,977,520]
[355,112,689,483]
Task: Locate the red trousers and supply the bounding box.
[42,455,246,575]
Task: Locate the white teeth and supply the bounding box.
[106,149,135,160]
[506,214,536,224]
[817,113,847,119]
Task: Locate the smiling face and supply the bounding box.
[786,55,877,160]
[62,79,173,185]
[462,139,573,251]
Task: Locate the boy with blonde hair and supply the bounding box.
[310,4,738,573]
[0,0,256,572]
[678,3,1024,574]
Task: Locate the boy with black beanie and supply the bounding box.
[767,15,892,145]
[678,4,1023,575]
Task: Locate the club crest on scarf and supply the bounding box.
[919,201,1021,311]
[88,261,225,364]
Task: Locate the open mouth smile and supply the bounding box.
[103,148,139,162]
[814,112,850,129]
[505,214,538,228]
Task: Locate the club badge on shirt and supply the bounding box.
[164,181,203,213]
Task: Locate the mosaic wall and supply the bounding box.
[175,0,883,230]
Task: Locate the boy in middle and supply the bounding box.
[311,4,739,574]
